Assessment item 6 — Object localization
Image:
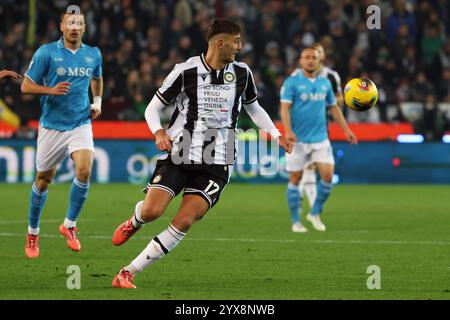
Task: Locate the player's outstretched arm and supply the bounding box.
[0,69,21,81]
[329,104,358,144]
[243,100,293,154]
[90,77,103,119]
[144,95,172,151]
[21,77,70,96]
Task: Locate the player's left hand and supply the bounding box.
[277,136,294,154]
[90,96,102,120]
[345,129,358,145]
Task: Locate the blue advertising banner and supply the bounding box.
[0,139,449,184]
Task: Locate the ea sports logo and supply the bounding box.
[300,93,309,101]
[57,67,66,76]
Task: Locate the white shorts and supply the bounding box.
[285,140,334,172]
[36,124,94,172]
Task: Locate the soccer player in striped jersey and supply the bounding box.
[281,47,356,233]
[21,11,103,258]
[111,19,293,289]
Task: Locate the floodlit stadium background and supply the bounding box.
[0,0,449,301]
[1,0,449,184]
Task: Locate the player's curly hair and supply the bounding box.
[207,19,241,41]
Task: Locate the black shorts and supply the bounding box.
[144,157,231,208]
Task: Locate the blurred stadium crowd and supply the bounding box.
[0,0,449,139]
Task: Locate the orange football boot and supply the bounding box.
[112,268,137,289]
[59,224,81,251]
[25,233,39,258]
[112,218,139,246]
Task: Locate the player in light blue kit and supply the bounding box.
[21,11,103,258]
[280,47,357,233]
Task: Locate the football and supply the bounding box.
[343,78,378,111]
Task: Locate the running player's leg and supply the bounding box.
[28,169,56,235]
[310,142,334,216]
[112,195,208,289]
[112,157,187,246]
[287,171,306,232]
[26,126,66,258]
[59,124,96,251]
[57,149,92,251]
[127,195,208,272]
[63,149,93,229]
[285,143,308,232]
[306,143,334,231]
[310,162,334,216]
[112,187,173,246]
[130,167,228,268]
[112,165,229,288]
[124,195,208,275]
[25,169,56,258]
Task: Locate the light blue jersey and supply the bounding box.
[280,71,336,143]
[25,38,102,131]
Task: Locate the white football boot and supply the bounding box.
[306,213,326,231]
[292,222,308,233]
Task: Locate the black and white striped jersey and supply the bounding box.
[155,53,258,165]
[318,66,342,95]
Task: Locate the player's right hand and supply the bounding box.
[154,129,172,152]
[49,82,71,95]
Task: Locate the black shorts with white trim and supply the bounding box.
[144,157,230,208]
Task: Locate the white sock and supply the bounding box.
[131,201,145,229]
[302,169,317,207]
[123,264,138,275]
[63,218,76,229]
[28,226,40,235]
[128,223,186,273]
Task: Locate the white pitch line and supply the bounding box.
[0,219,97,225]
[0,232,449,246]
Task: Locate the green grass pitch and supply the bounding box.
[0,183,449,300]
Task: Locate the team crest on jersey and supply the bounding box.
[224,72,235,83]
[56,67,66,76]
[85,56,94,64]
[153,175,162,183]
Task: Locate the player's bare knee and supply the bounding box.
[289,172,302,185]
[75,167,91,182]
[321,174,333,183]
[140,204,165,222]
[35,174,53,190]
[35,178,50,191]
[172,216,195,233]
